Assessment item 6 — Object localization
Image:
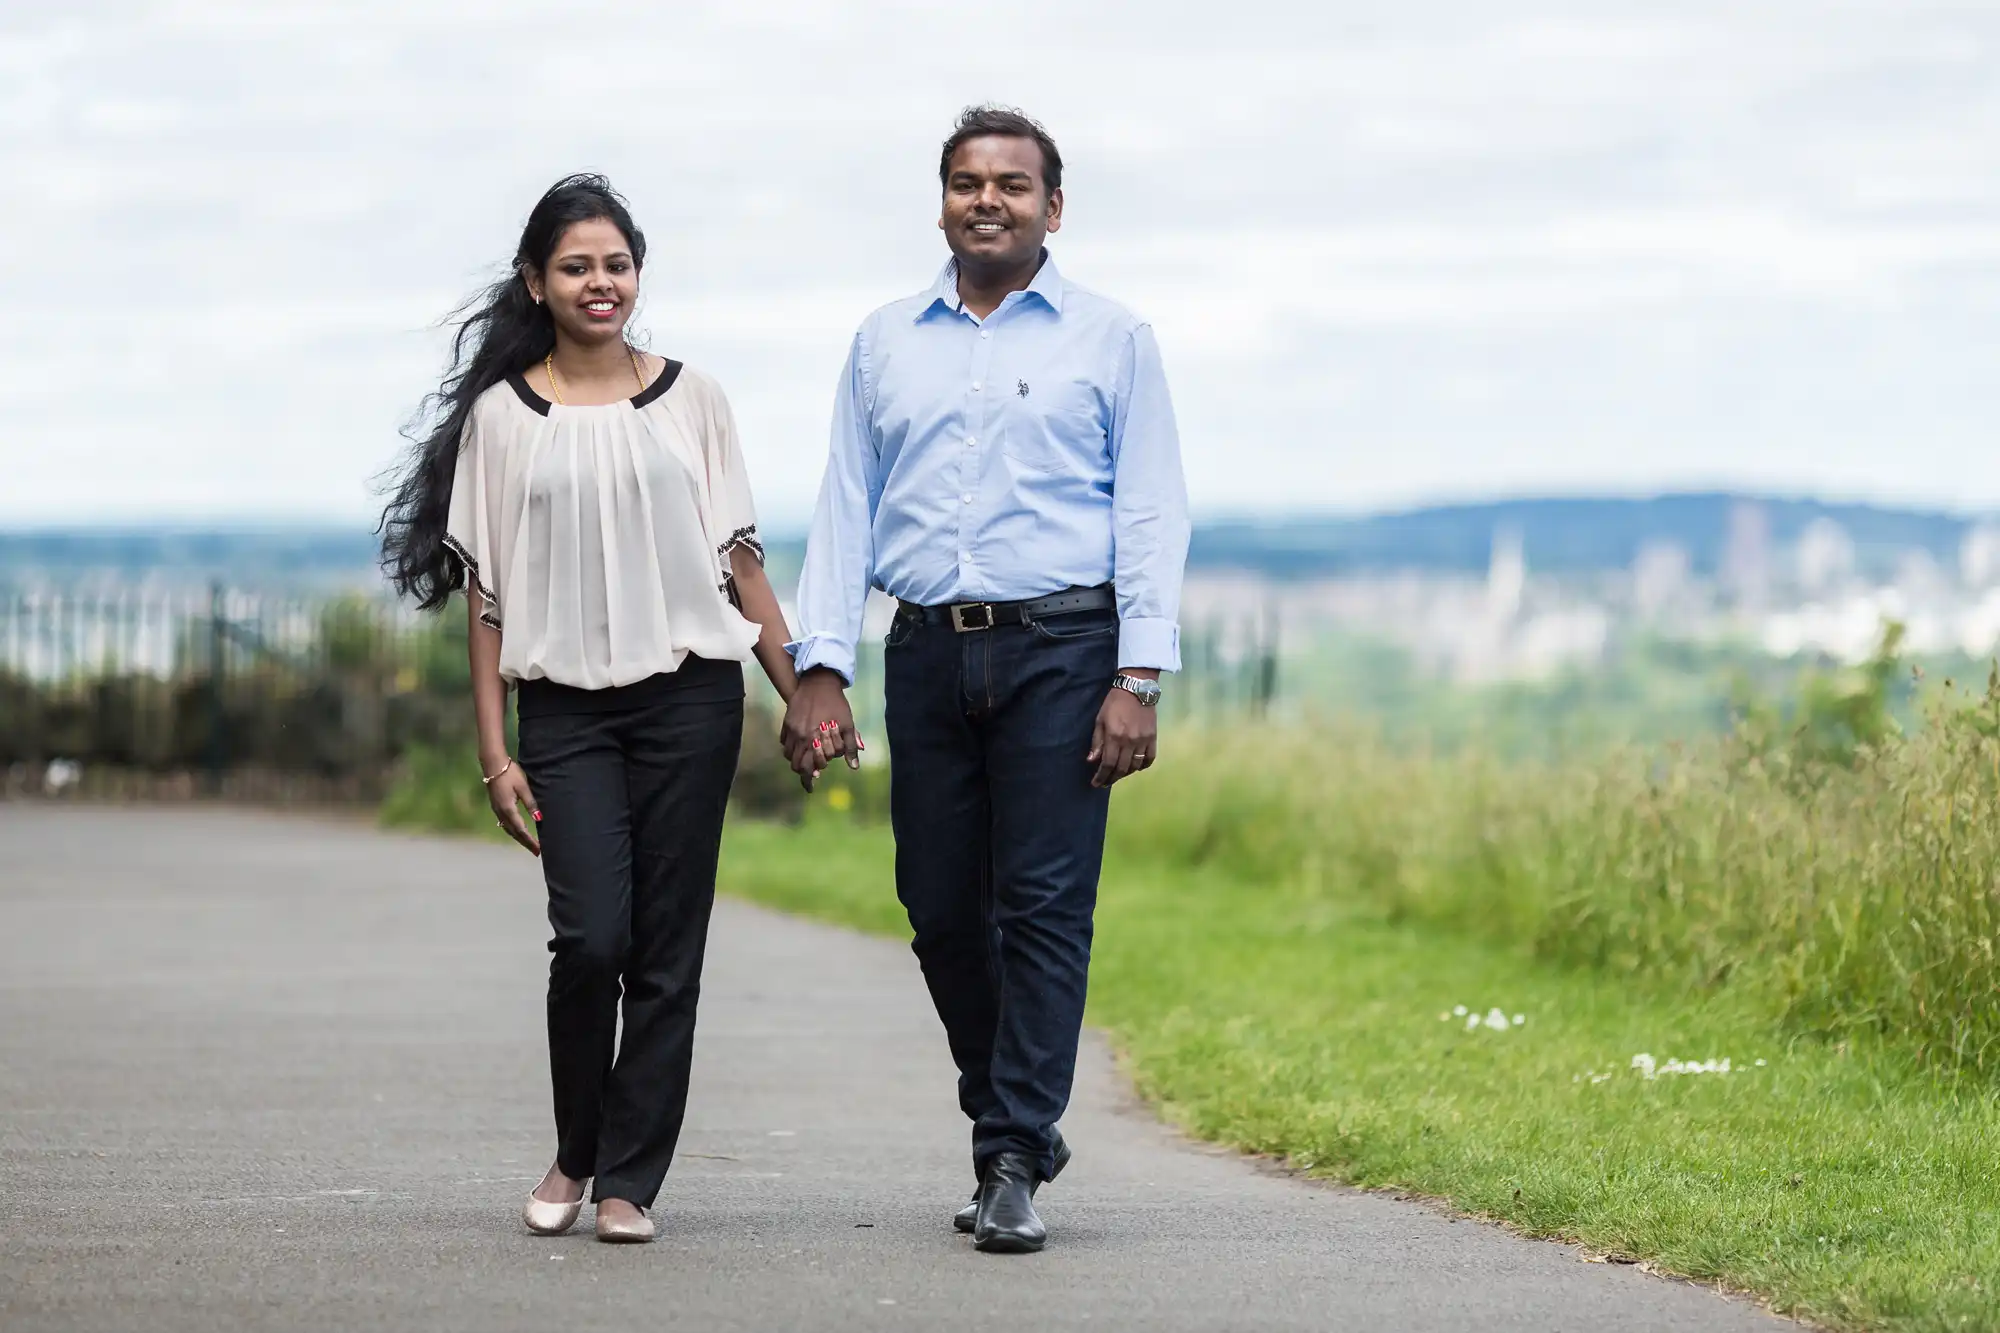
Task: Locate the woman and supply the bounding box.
[380,174,823,1243]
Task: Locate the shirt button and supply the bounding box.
[961,493,973,504]
[971,381,982,392]
[965,436,976,447]
[980,330,991,340]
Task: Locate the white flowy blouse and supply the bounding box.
[443,360,765,689]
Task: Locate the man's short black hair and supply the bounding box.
[938,104,1063,195]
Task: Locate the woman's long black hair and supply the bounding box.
[378,173,647,610]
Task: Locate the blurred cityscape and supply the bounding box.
[11,493,2000,679]
[1189,497,2000,685]
[6,491,1999,796]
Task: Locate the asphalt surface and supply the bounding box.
[0,805,1793,1332]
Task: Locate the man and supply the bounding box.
[783,104,1189,1254]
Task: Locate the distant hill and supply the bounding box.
[0,527,382,586]
[1190,494,1987,581]
[2,494,1988,587]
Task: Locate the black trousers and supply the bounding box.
[515,656,743,1209]
[882,597,1118,1181]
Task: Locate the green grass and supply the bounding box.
[721,814,2000,1333]
[1099,673,2000,1081]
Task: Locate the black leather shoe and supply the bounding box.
[954,1132,1069,1233]
[971,1152,1048,1253]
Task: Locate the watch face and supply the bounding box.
[1124,676,1161,705]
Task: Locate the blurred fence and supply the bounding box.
[0,585,460,804]
[0,583,1281,807]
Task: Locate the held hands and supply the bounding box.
[778,666,1150,791]
[484,756,541,857]
[782,667,863,792]
[1088,679,1159,789]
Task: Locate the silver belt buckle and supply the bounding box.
[950,602,994,632]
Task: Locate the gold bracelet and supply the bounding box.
[481,758,514,786]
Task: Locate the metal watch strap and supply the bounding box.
[1111,674,1161,706]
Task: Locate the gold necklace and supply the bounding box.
[544,346,648,406]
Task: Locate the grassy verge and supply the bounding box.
[722,814,2000,1333]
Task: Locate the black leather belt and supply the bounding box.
[900,584,1115,633]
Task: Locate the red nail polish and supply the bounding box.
[532,810,542,822]
[813,740,822,749]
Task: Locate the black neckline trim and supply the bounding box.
[633,358,684,409]
[505,371,550,416]
[505,358,684,417]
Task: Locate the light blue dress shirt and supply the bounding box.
[788,254,1190,684]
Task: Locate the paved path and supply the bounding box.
[0,806,1791,1332]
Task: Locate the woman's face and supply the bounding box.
[527,218,640,347]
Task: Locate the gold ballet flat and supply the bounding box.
[595,1205,655,1243]
[522,1192,583,1236]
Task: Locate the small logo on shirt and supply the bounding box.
[1016,380,1031,397]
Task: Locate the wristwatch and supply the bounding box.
[1111,674,1162,708]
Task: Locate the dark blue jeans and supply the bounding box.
[883,598,1119,1181]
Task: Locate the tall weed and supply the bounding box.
[1116,646,2000,1075]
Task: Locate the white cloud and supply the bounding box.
[2,0,1997,526]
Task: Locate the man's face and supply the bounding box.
[939,134,1062,270]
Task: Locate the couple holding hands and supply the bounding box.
[380,104,1189,1254]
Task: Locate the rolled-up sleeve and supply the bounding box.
[786,331,879,684]
[1108,323,1190,672]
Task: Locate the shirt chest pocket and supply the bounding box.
[998,378,1107,474]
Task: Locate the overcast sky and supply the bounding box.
[3,0,1997,528]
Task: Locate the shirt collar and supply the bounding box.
[915,250,1067,322]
